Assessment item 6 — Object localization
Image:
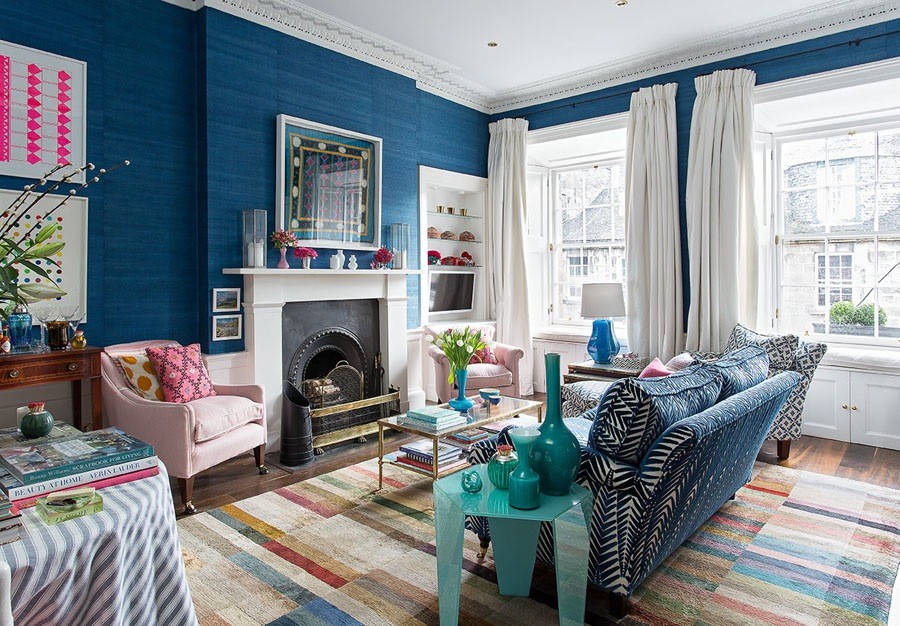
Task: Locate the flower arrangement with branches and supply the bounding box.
[371,247,393,268]
[0,161,130,317]
[426,326,486,384]
[292,247,318,259]
[270,229,298,249]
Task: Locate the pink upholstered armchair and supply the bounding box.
[100,340,267,513]
[424,325,525,402]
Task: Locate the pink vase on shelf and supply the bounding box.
[277,248,290,269]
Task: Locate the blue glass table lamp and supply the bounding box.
[580,282,626,364]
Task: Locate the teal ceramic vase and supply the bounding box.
[487,444,518,490]
[448,369,474,412]
[21,401,53,439]
[507,428,541,510]
[531,353,580,496]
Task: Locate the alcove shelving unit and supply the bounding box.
[418,166,489,324]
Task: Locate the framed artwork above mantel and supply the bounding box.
[276,114,382,251]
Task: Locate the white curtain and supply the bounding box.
[685,69,759,352]
[625,83,684,362]
[486,118,534,396]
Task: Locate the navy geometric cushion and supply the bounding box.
[725,324,798,370]
[589,365,723,464]
[699,345,769,402]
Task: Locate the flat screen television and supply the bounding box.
[429,271,475,314]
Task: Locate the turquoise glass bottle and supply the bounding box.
[507,428,541,510]
[21,401,53,438]
[487,444,518,490]
[531,353,580,496]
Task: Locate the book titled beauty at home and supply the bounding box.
[0,427,154,485]
[0,456,159,501]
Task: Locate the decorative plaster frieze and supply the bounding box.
[167,0,899,114]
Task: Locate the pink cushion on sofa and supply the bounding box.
[190,395,264,443]
[470,343,498,365]
[638,357,672,379]
[146,343,216,403]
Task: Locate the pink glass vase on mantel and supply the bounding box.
[277,248,290,269]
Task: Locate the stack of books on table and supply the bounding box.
[395,440,467,473]
[0,426,158,510]
[443,428,492,450]
[0,492,21,545]
[398,406,468,431]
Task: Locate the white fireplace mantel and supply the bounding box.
[223,267,420,447]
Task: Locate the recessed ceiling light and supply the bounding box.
[616,0,628,6]
[487,41,499,48]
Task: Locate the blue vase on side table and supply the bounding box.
[448,368,474,412]
[587,319,620,364]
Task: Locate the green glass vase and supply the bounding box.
[487,445,518,490]
[21,402,54,439]
[531,353,580,496]
[508,428,541,510]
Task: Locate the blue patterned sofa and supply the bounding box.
[466,346,801,616]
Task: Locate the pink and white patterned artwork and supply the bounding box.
[0,40,85,182]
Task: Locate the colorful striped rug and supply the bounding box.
[178,460,900,626]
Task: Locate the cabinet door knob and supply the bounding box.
[841,403,848,409]
[7,370,18,379]
[67,363,79,371]
[851,405,858,411]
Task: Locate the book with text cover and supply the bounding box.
[405,406,462,423]
[0,456,159,502]
[0,427,154,485]
[399,439,461,462]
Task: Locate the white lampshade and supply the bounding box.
[580,283,626,318]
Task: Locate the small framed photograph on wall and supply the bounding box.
[212,288,241,313]
[212,314,242,341]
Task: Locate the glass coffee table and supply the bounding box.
[376,396,542,489]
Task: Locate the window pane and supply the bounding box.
[878,288,900,337]
[782,240,826,286]
[829,185,874,233]
[585,167,611,206]
[878,183,900,232]
[585,206,612,243]
[784,190,825,235]
[878,131,900,183]
[558,170,585,244]
[827,132,875,167]
[782,138,825,189]
[877,237,900,288]
[779,285,820,336]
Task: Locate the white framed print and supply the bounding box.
[212,287,240,313]
[212,314,242,341]
[0,40,87,182]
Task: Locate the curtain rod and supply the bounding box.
[516,28,900,120]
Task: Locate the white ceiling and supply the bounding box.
[299,0,854,93]
[199,0,899,111]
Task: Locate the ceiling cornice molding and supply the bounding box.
[489,0,900,112]
[180,0,898,115]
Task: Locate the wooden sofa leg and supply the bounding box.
[609,593,630,618]
[178,477,196,514]
[255,444,269,475]
[777,440,791,460]
[476,535,491,559]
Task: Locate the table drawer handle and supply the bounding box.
[67,363,79,371]
[7,370,19,379]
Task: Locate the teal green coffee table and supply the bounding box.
[433,464,591,626]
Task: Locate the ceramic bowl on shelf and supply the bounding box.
[459,208,468,216]
[436,205,445,213]
[447,207,455,215]
[479,388,502,405]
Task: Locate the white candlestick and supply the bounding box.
[16,406,28,428]
[254,242,265,267]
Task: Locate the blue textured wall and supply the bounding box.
[496,19,900,316]
[0,0,198,347]
[199,8,488,353]
[0,1,487,354]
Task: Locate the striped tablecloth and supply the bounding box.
[0,461,198,626]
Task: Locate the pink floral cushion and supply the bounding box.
[470,342,498,365]
[638,357,672,379]
[146,343,216,403]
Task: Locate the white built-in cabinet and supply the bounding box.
[418,166,488,325]
[802,366,900,451]
[532,337,589,393]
